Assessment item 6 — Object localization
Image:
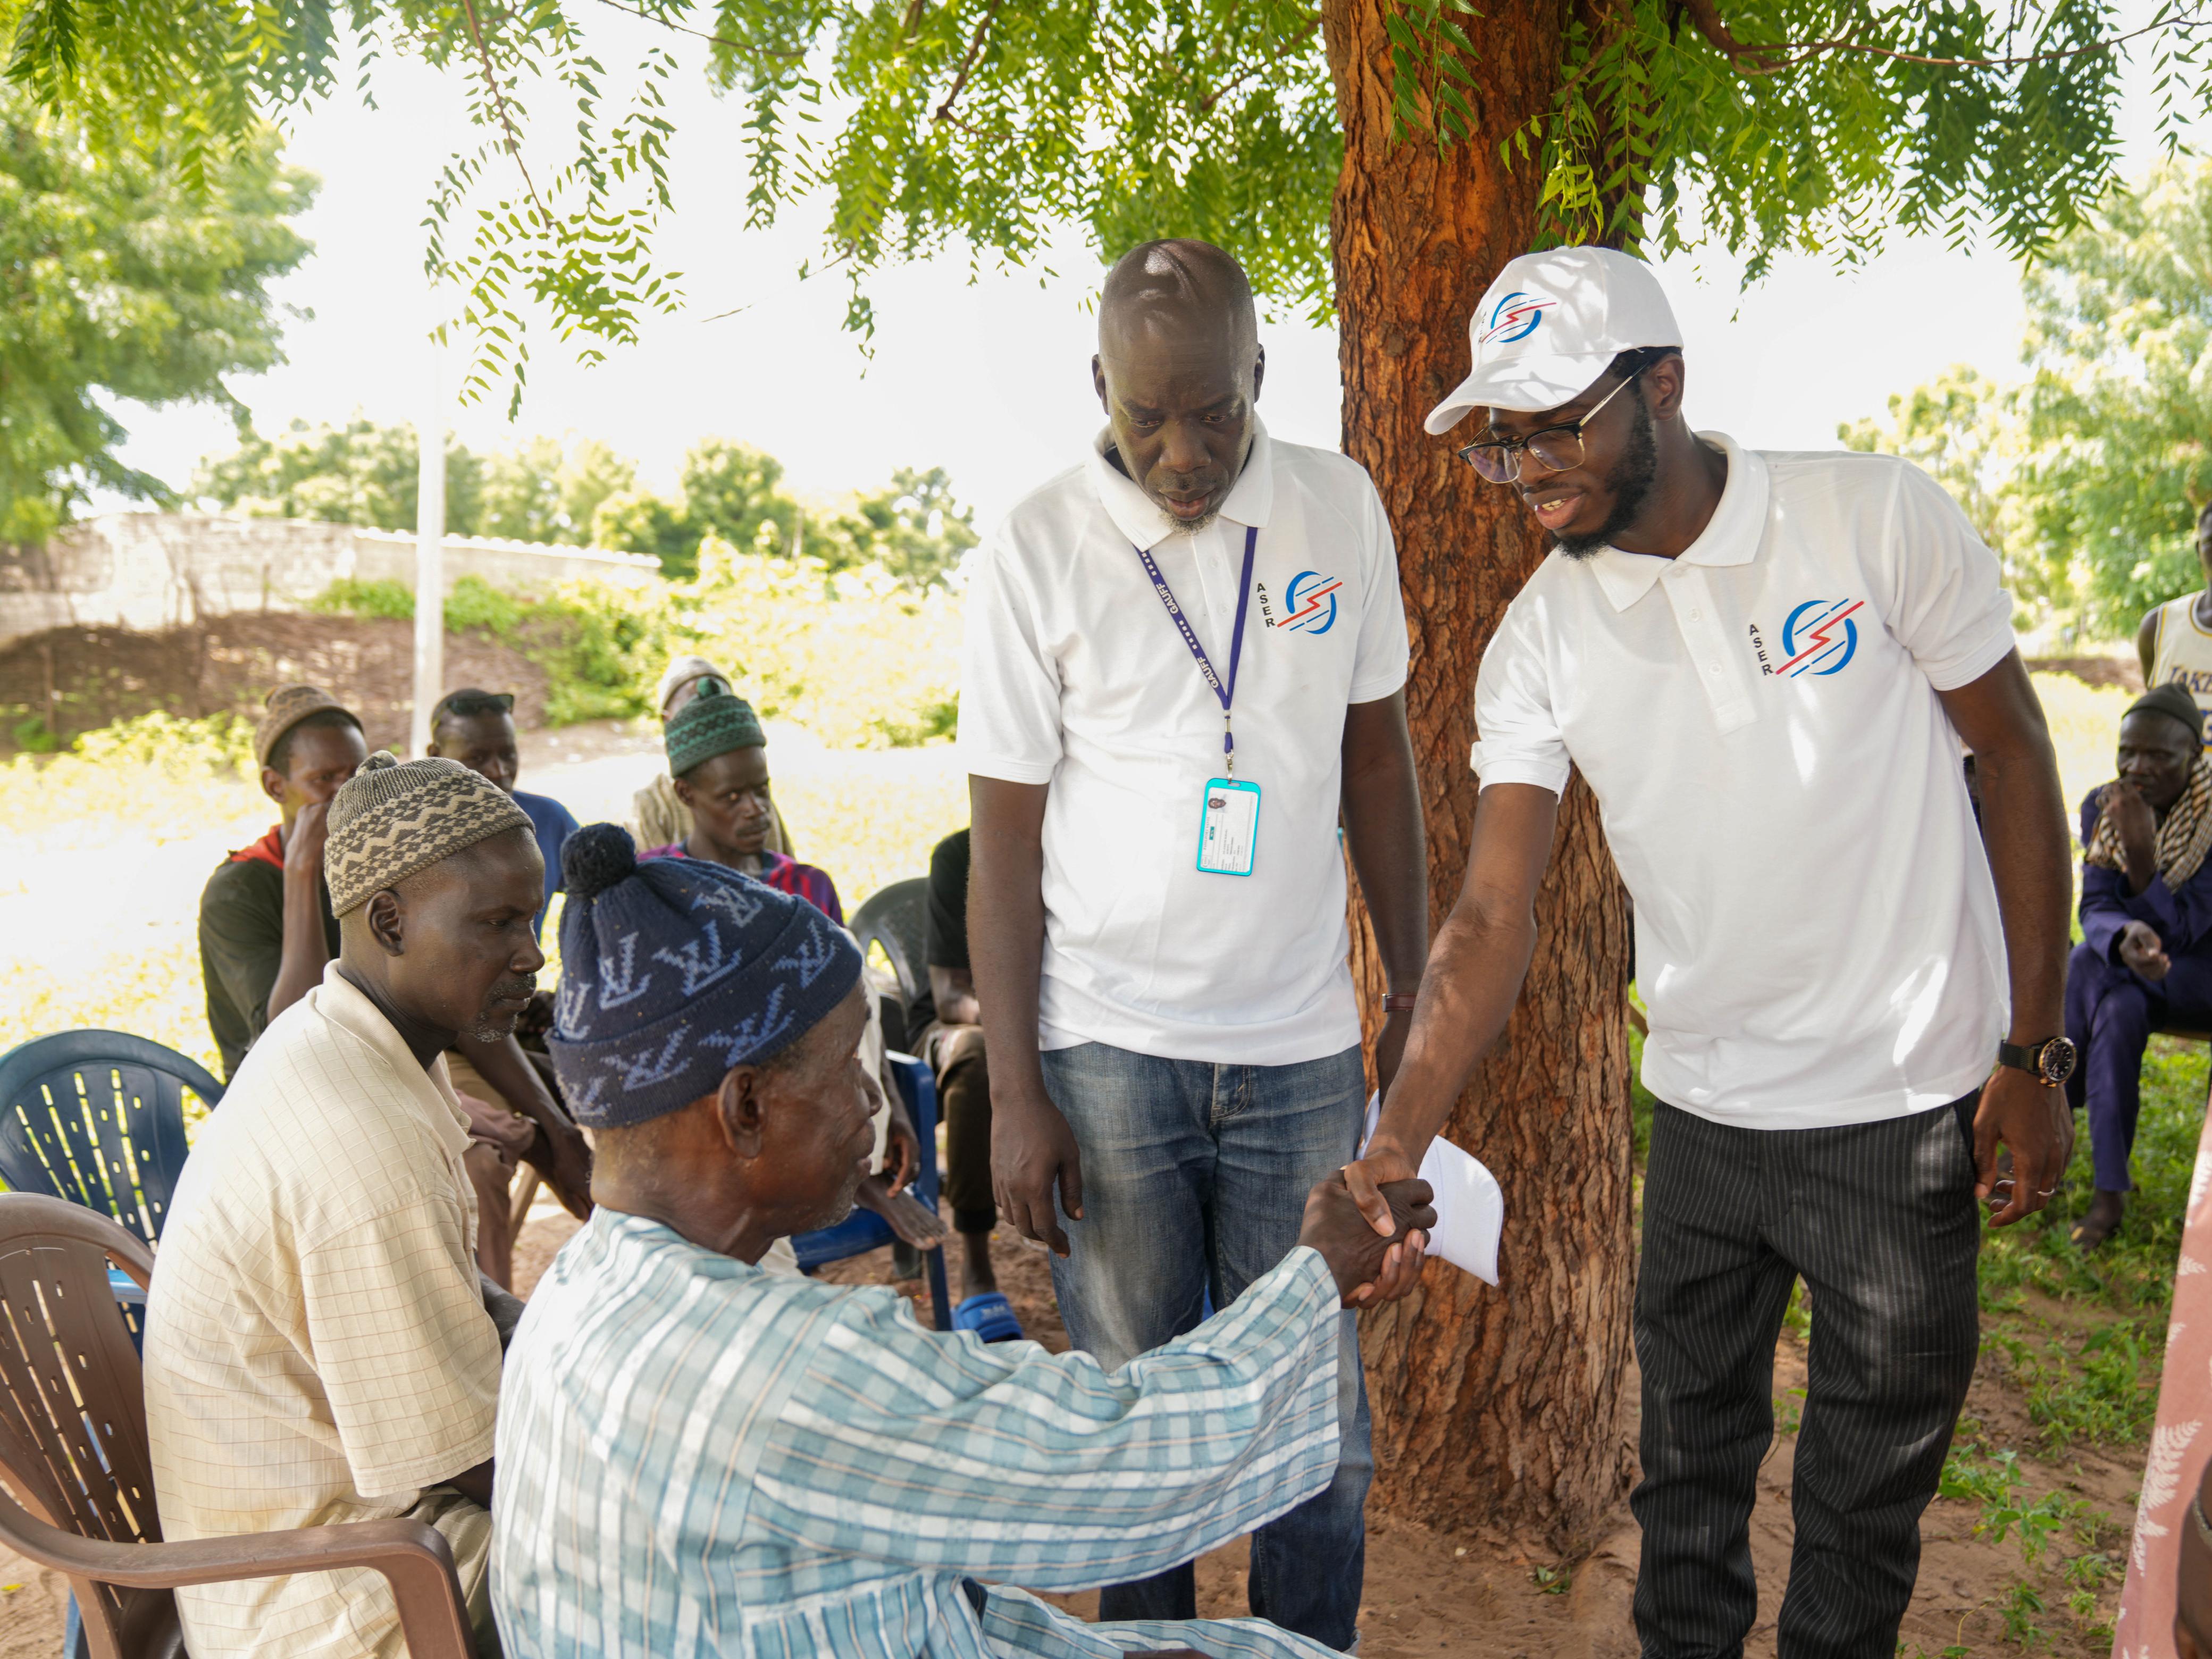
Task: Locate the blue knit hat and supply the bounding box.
[547,824,862,1128]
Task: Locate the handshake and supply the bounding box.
[1295,1173,1436,1307]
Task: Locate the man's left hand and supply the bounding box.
[1974,1065,2074,1226]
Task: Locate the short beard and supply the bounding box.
[1554,391,1658,560]
[1159,505,1220,537]
[471,974,538,1043]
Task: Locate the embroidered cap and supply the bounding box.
[324,752,534,915]
[546,823,861,1128]
[665,682,766,778]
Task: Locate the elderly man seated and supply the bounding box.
[2065,683,2212,1249]
[148,753,548,1657]
[491,825,1432,1659]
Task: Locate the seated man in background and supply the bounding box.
[493,823,1432,1659]
[643,690,942,1255]
[2066,683,2212,1249]
[908,825,1016,1336]
[630,653,797,853]
[423,685,596,1279]
[197,684,365,1079]
[426,687,577,941]
[148,753,548,1659]
[644,681,843,920]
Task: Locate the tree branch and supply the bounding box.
[1682,0,2211,77]
[1197,13,1325,113]
[585,0,802,61]
[934,0,1004,123]
[457,0,552,223]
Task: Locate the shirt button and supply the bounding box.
[1708,663,1721,674]
[1690,609,1702,619]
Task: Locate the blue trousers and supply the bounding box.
[2064,941,2212,1192]
[1038,1041,1372,1654]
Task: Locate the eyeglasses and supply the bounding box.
[1456,366,1644,484]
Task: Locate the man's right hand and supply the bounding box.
[2101,780,2160,889]
[1298,1174,1435,1306]
[286,798,331,879]
[992,1090,1084,1257]
[2120,918,2173,981]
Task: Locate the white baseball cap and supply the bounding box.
[1423,246,1683,434]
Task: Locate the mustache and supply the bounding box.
[486,974,538,1004]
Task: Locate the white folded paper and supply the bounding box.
[1360,1094,1504,1287]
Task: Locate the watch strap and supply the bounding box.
[1381,992,1418,1014]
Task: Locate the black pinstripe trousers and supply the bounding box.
[1631,1096,1982,1659]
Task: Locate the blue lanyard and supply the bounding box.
[1132,524,1258,777]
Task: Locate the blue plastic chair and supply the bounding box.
[0,1030,219,1350]
[791,1052,953,1331]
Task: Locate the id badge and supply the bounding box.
[1195,777,1262,876]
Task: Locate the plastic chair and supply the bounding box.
[0,1032,214,1252]
[851,878,929,1029]
[0,1193,475,1659]
[791,1053,953,1331]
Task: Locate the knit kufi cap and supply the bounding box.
[2128,683,2205,745]
[255,683,357,769]
[547,824,862,1128]
[323,752,535,915]
[665,683,766,777]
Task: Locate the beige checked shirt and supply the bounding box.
[145,964,502,1659]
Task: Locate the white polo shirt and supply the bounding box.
[1471,435,2017,1128]
[958,417,1410,1063]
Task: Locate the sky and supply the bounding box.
[105,9,2186,532]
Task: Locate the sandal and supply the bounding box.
[952,1291,1023,1343]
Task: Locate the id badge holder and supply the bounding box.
[1195,778,1262,876]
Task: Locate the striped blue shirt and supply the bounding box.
[491,1210,1344,1659]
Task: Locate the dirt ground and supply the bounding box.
[0,614,549,753]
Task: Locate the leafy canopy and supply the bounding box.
[1844,161,2212,639]
[0,89,314,544]
[6,2,2197,398]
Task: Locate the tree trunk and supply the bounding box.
[1323,0,1638,1547]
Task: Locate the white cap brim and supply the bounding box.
[1422,349,1625,435]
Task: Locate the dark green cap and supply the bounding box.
[666,684,765,776]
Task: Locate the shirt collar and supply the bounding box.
[1585,432,1770,612]
[312,961,473,1155]
[1087,415,1276,553]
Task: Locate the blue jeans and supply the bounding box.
[1040,1040,1372,1653]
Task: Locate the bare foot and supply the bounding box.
[2072,1188,2125,1252]
[855,1175,948,1251]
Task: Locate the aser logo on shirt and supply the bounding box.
[1267,571,1343,635]
[1769,599,1863,677]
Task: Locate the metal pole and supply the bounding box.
[409,333,445,758]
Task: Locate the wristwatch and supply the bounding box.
[1997,1035,2077,1087]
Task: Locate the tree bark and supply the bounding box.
[1323,0,1638,1546]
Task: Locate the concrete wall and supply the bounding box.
[0,513,662,647]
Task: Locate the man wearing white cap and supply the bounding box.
[1343,247,2076,1657]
